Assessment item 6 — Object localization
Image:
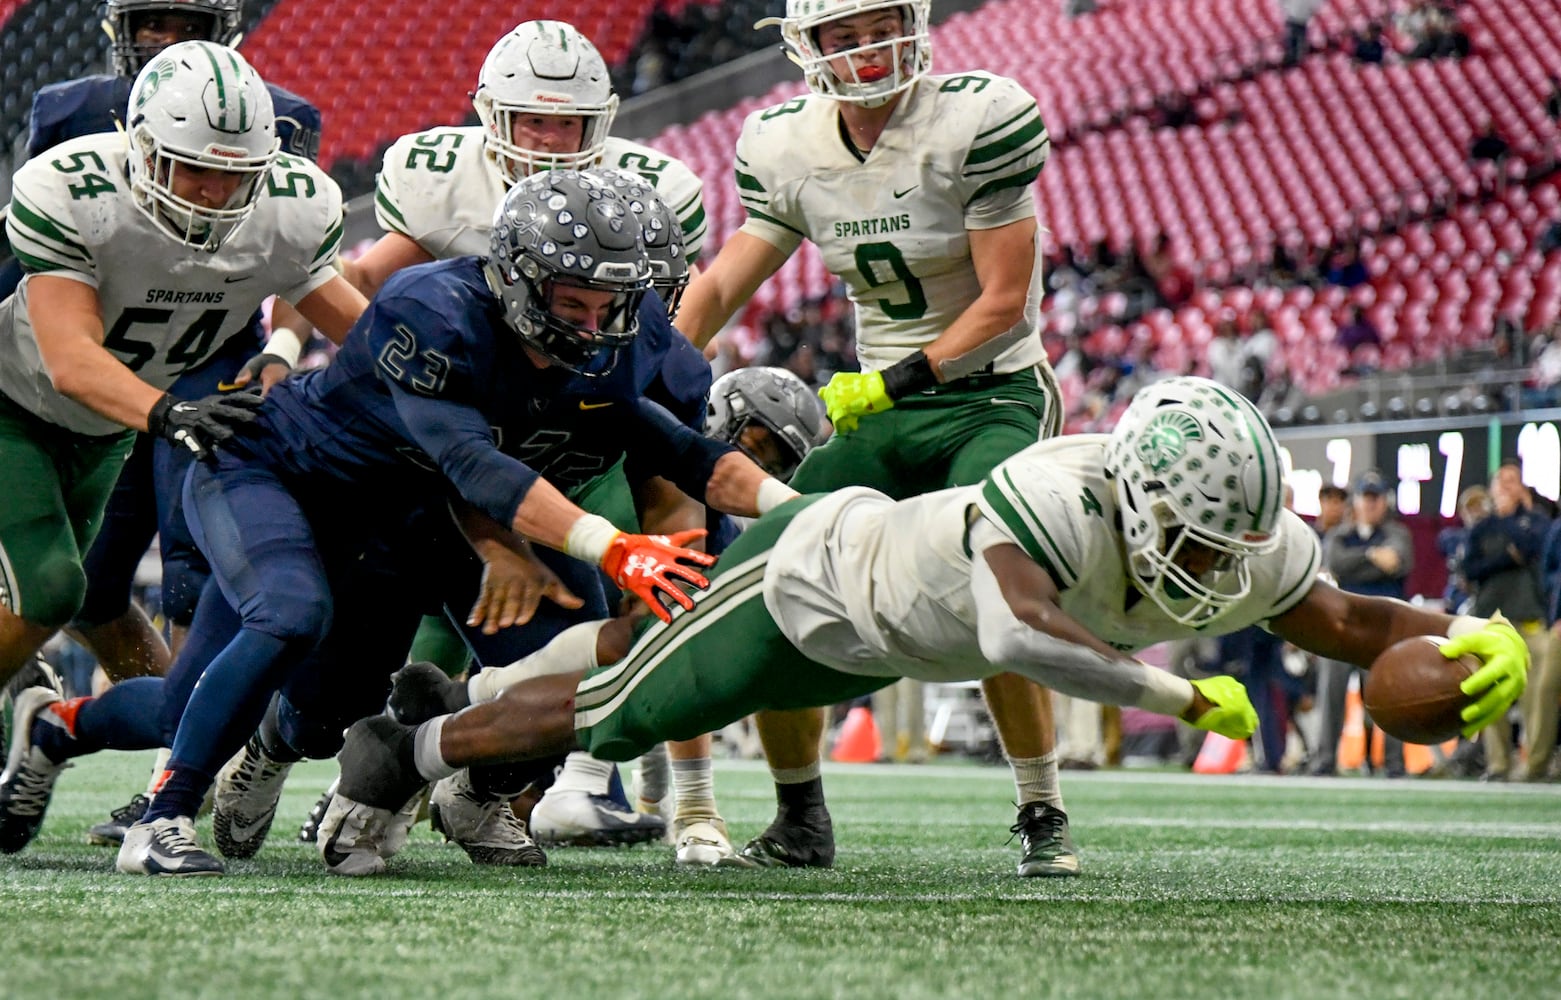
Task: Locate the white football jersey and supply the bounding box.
[1,133,343,436]
[374,127,706,264]
[766,437,1322,682]
[735,72,1050,375]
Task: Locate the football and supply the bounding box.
[1363,636,1480,744]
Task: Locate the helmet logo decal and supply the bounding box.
[135,58,175,108]
[1136,412,1203,474]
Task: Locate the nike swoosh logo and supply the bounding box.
[226,810,272,844]
[216,381,244,392]
[222,275,252,283]
[892,186,918,198]
[578,401,613,410]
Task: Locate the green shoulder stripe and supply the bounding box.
[10,195,89,259]
[969,163,1043,203]
[980,471,1077,585]
[374,183,409,232]
[965,109,1045,169]
[310,216,344,266]
[742,206,804,237]
[680,201,706,236]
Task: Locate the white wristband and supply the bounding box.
[262,326,304,368]
[563,513,621,565]
[756,477,800,515]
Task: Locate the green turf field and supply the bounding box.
[1,751,1556,1000]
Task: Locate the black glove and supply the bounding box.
[387,661,471,725]
[233,351,294,388]
[146,389,264,460]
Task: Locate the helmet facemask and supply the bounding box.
[1116,487,1274,627]
[473,21,619,185]
[104,0,243,77]
[762,0,932,108]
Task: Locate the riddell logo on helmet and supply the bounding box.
[533,93,573,104]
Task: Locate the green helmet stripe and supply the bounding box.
[197,43,253,133]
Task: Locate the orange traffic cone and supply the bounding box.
[831,705,882,763]
[1191,731,1247,774]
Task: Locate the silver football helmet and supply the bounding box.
[1103,376,1285,627]
[758,0,932,108]
[596,169,688,319]
[484,170,652,377]
[104,0,244,77]
[126,40,278,251]
[706,367,829,482]
[473,21,619,185]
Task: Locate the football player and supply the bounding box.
[0,40,362,855]
[705,367,831,485]
[675,0,1071,875]
[3,0,325,848]
[0,170,785,876]
[322,377,1530,875]
[339,19,727,860]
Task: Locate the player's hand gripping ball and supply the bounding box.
[1364,635,1483,744]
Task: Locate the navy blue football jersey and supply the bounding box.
[241,256,731,529]
[27,75,321,161]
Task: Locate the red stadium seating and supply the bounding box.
[240,0,657,167]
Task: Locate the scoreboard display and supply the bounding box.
[1279,410,1561,517]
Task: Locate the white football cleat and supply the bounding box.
[212,735,293,859]
[429,770,545,867]
[116,816,224,876]
[673,817,754,868]
[316,792,417,876]
[530,788,665,847]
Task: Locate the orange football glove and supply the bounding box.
[599,529,715,623]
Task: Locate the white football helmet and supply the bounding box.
[472,21,619,185]
[104,0,244,76]
[758,0,932,108]
[126,40,278,251]
[1103,377,1285,627]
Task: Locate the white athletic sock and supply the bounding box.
[671,756,717,824]
[1010,751,1063,812]
[549,751,614,795]
[413,716,457,783]
[468,620,605,704]
[144,747,172,797]
[770,762,821,785]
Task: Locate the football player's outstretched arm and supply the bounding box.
[1271,578,1529,737]
[923,217,1039,378]
[973,536,1255,738]
[676,230,791,349]
[28,275,164,429]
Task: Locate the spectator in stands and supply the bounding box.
[1311,470,1413,777]
[1352,22,1388,64]
[1314,484,1349,538]
[1323,242,1369,287]
[1440,486,1491,614]
[1404,1,1470,60]
[1338,306,1383,373]
[1279,0,1324,66]
[1462,463,1558,781]
[1144,233,1197,309]
[1207,312,1246,388]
